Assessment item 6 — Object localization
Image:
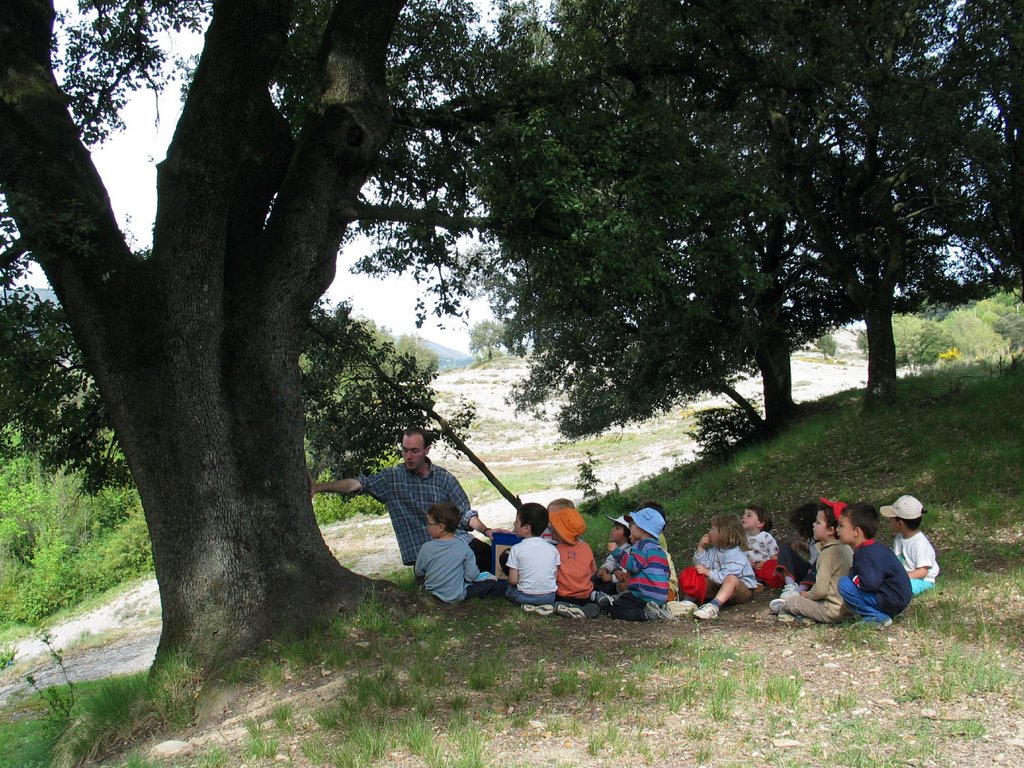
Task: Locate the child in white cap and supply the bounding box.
[592,514,632,597]
[881,495,939,596]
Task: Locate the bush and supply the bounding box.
[688,406,764,461]
[0,452,151,627]
[892,314,955,369]
[941,310,1010,360]
[312,493,385,525]
[11,536,78,623]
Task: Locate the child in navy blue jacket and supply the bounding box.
[836,502,911,626]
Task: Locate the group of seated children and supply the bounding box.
[766,495,939,626]
[415,492,938,628]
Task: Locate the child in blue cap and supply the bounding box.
[595,507,673,621]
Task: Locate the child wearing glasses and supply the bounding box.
[415,502,506,602]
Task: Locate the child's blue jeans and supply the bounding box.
[505,587,555,605]
[837,576,892,623]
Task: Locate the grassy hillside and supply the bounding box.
[594,366,1022,570]
[3,365,1022,768]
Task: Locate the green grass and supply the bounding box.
[2,366,1022,767]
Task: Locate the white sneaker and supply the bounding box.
[523,603,554,616]
[769,598,787,615]
[780,583,800,598]
[693,602,720,620]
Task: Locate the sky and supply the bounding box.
[36,15,491,355]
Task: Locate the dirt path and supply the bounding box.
[0,352,866,707]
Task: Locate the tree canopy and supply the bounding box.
[359,0,1008,432]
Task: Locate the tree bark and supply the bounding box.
[0,0,406,671]
[863,302,898,401]
[753,330,796,427]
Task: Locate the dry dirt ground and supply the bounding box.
[174,603,1024,768]
[4,349,1022,766]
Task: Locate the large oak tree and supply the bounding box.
[0,0,404,670]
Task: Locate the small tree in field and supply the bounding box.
[814,333,838,359]
[469,319,506,362]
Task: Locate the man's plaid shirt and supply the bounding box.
[359,461,475,565]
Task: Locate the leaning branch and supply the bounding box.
[352,203,572,241]
[359,350,523,512]
[719,385,766,428]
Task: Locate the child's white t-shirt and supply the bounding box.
[745,531,779,566]
[507,537,560,594]
[893,532,940,582]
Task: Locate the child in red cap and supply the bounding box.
[769,502,852,624]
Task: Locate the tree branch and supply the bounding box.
[255,0,406,317]
[352,203,573,242]
[719,384,766,427]
[0,0,135,306]
[153,0,293,274]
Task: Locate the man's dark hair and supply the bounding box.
[746,504,773,532]
[516,502,549,537]
[426,502,461,533]
[841,502,880,539]
[402,427,434,448]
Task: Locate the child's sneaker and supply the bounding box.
[644,602,674,622]
[769,598,787,615]
[523,603,554,616]
[555,602,587,620]
[693,602,720,620]
[594,592,614,610]
[780,583,800,598]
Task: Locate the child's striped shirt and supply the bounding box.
[625,537,671,604]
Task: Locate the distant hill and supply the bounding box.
[423,339,473,370]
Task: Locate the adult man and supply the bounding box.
[311,427,494,569]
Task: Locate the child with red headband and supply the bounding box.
[775,497,845,596]
[769,502,853,624]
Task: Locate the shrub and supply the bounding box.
[940,310,1010,360]
[313,494,385,525]
[688,406,764,461]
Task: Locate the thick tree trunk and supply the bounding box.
[0,0,407,672]
[863,303,898,401]
[98,312,374,668]
[753,331,796,427]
